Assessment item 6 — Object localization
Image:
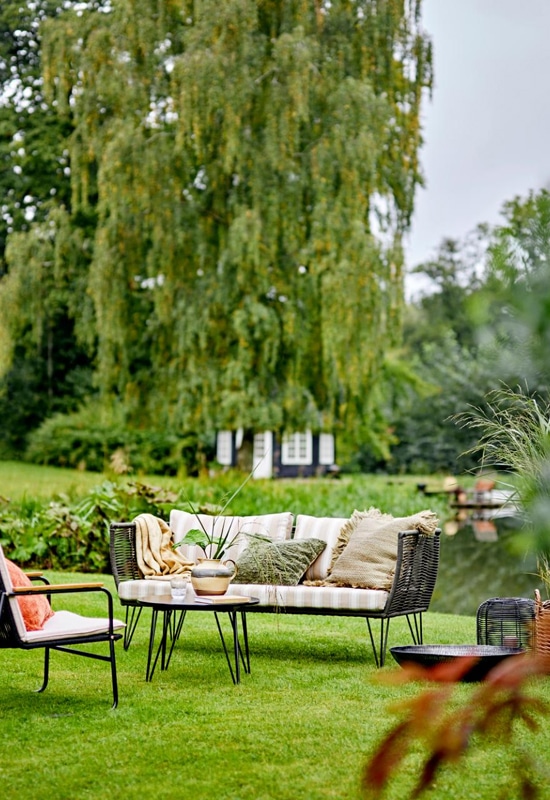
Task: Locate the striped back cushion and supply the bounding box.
[169,510,242,562]
[169,511,294,562]
[293,515,349,581]
[239,513,293,541]
[223,512,294,561]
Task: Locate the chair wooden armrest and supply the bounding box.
[13,582,104,594]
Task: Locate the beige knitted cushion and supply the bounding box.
[326,509,438,590]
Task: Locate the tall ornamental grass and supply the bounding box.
[456,385,550,552]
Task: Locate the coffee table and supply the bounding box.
[137,595,259,684]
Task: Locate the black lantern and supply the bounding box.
[476,597,535,651]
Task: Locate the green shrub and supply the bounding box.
[25,404,207,475]
[0,470,450,572]
[0,480,181,571]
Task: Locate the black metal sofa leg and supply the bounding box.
[405,613,423,645]
[366,619,390,668]
[123,606,143,650]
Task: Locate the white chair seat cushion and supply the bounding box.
[21,610,126,643]
[227,583,388,611]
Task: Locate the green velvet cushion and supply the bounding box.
[235,538,327,586]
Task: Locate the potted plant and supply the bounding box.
[171,466,267,595]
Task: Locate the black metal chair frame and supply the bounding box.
[110,520,440,667]
[0,572,123,708]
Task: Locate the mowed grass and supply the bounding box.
[1,462,546,799]
[3,574,550,800]
[0,460,110,500]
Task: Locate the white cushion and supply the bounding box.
[222,513,294,561]
[6,597,27,639]
[239,513,293,541]
[169,510,242,561]
[119,578,177,601]
[117,577,387,611]
[293,515,349,581]
[21,610,125,643]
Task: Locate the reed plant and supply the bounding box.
[455,385,550,499]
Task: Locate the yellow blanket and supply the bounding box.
[134,513,193,577]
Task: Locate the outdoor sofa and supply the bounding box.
[110,509,440,667]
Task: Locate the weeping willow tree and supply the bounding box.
[6,0,432,454]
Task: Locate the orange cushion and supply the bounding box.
[6,559,55,631]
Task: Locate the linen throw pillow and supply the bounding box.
[326,509,438,590]
[234,539,327,586]
[6,559,55,631]
[325,509,374,575]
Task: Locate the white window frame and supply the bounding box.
[281,431,313,465]
[252,431,273,478]
[319,433,335,465]
[216,430,233,466]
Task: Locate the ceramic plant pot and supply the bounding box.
[190,558,237,596]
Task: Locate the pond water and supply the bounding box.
[430,515,545,617]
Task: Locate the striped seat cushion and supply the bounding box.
[227,583,388,611]
[119,578,178,601]
[118,578,388,612]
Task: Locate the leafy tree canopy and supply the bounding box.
[2,0,432,456]
[387,187,550,474]
[0,0,75,274]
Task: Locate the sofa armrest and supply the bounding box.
[383,528,441,617]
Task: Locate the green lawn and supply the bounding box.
[1,573,548,800]
[0,460,111,500]
[0,458,456,513]
[0,462,543,799]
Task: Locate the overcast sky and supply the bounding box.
[405,0,550,291]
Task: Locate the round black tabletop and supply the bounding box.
[137,594,260,611]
